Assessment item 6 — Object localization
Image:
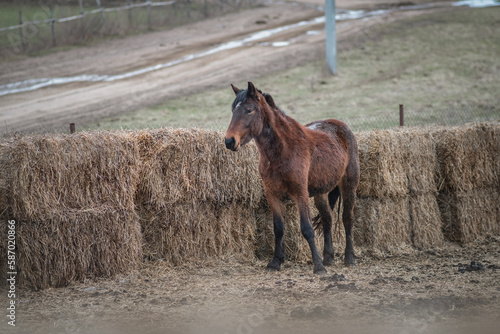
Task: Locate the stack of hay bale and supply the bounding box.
[1,122,498,289]
[133,128,263,265]
[354,128,444,254]
[0,133,142,289]
[433,124,500,243]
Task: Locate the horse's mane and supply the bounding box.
[232,89,286,116]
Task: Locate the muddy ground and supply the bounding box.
[5,236,500,334]
[0,0,457,134]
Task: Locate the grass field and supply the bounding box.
[86,7,500,132]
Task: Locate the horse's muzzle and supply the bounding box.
[225,137,237,151]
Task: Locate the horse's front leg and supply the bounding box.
[296,195,327,275]
[266,196,286,272]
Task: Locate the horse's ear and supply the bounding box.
[230,84,240,96]
[247,82,258,99]
[264,93,276,109]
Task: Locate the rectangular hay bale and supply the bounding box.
[433,123,500,192]
[439,188,500,244]
[140,201,256,265]
[1,132,143,289]
[409,194,444,249]
[356,128,438,198]
[354,196,412,253]
[16,208,142,290]
[134,128,263,209]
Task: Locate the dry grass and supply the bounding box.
[6,132,139,219]
[133,128,263,263]
[439,188,500,244]
[433,123,500,192]
[409,194,444,249]
[433,123,500,244]
[357,128,439,198]
[0,132,142,289]
[134,128,263,208]
[354,197,412,254]
[140,202,256,264]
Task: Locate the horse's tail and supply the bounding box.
[313,186,341,231]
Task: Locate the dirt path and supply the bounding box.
[9,237,500,334]
[0,0,457,134]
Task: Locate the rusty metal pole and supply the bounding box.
[399,104,404,127]
[70,123,75,134]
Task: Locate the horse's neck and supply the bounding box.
[255,107,299,162]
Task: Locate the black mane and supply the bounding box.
[232,89,286,115]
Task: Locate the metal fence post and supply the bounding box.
[325,0,337,75]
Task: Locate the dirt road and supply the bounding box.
[0,0,457,134]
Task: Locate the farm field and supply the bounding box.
[2,0,499,134]
[12,237,500,334]
[88,6,500,132]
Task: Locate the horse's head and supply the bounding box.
[224,82,266,151]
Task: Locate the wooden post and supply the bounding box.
[325,0,337,75]
[127,0,132,27]
[147,1,152,30]
[185,0,191,19]
[96,0,106,22]
[70,123,75,134]
[50,5,56,47]
[18,10,26,52]
[79,0,84,14]
[399,104,404,127]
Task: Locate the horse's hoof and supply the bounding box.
[323,256,334,266]
[344,258,356,267]
[314,266,327,275]
[267,259,281,272]
[266,266,280,272]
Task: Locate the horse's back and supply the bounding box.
[306,119,360,183]
[305,119,356,151]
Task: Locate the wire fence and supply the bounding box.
[0,0,259,56]
[3,105,498,137]
[343,105,500,133]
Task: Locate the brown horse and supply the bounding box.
[225,82,360,274]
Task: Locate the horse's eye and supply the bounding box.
[246,109,254,114]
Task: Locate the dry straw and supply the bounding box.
[1,122,498,289]
[433,123,500,243]
[134,128,263,263]
[354,197,411,252]
[433,123,499,192]
[409,194,444,249]
[141,202,256,264]
[357,128,439,198]
[1,132,142,289]
[439,188,499,244]
[133,128,263,209]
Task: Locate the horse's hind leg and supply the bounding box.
[340,179,357,266]
[295,194,326,274]
[314,194,334,266]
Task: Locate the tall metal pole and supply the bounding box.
[325,0,337,75]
